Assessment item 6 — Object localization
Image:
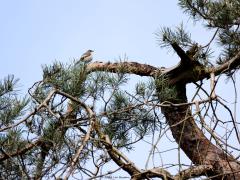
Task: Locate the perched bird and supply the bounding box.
[80,49,94,63]
[74,50,94,68]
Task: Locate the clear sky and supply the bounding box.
[0,0,239,177]
[0,1,212,90]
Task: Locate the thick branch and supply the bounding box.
[56,90,143,178]
[174,165,213,180]
[102,135,141,177]
[171,42,195,65]
[133,167,174,180]
[167,43,240,84]
[87,61,158,77]
[160,84,240,179]
[85,45,240,85]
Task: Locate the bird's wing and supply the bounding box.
[80,55,86,60]
[80,52,90,60]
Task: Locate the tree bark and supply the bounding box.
[160,84,240,179]
[86,57,240,179]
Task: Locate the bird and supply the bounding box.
[80,49,94,63]
[74,50,94,68]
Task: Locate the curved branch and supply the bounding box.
[163,43,240,84]
[85,47,239,86]
[56,90,143,178]
[160,84,240,179]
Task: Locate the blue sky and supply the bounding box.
[0,1,211,90]
[1,0,239,177]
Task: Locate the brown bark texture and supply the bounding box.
[85,44,240,179]
[161,84,240,179]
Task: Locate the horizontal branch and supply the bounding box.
[133,167,174,180]
[85,44,240,85]
[87,61,158,77]
[169,43,240,84]
[174,165,213,179]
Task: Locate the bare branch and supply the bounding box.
[63,99,96,179]
[87,61,158,77]
[133,167,174,180]
[84,48,240,87]
[174,165,213,180]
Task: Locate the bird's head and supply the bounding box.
[88,50,94,53]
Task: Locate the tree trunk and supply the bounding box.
[160,84,240,179]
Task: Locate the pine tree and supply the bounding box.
[1,1,240,179]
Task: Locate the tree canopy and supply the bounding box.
[1,0,240,179]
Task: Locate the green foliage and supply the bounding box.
[0,75,29,125]
[42,61,87,97]
[0,158,23,180]
[178,0,240,27]
[135,80,156,100]
[96,77,161,150]
[0,54,160,180]
[0,128,27,152]
[158,0,240,75]
[42,119,65,146]
[0,75,17,96]
[30,61,160,163]
[155,75,178,102]
[104,84,159,149]
[178,0,211,21]
[156,23,194,49]
[2,1,240,176]
[0,128,30,179]
[0,76,31,179]
[156,23,215,67]
[1,1,240,179]
[217,29,240,63]
[135,81,146,97]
